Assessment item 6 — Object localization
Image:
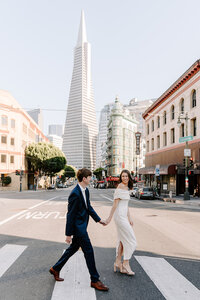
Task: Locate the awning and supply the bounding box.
[139,164,176,175]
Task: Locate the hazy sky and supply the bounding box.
[0,0,200,134]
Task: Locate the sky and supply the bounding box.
[0,0,200,134]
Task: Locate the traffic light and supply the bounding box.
[16,170,20,175]
[183,158,186,167]
[189,159,194,167]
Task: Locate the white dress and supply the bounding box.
[113,188,137,260]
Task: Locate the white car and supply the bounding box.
[130,187,139,197]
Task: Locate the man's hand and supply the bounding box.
[99,219,107,226]
[65,236,72,244]
[129,218,134,226]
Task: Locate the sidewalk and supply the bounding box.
[160,194,200,207]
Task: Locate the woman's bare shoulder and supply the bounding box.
[117,183,123,189]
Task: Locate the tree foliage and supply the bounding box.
[64,165,76,178]
[25,142,66,176]
[93,168,106,180]
[2,176,11,186]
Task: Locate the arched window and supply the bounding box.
[157,116,160,128]
[192,90,196,108]
[180,98,184,114]
[163,111,167,125]
[171,105,175,120]
[152,120,154,132]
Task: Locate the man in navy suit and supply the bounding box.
[49,168,109,291]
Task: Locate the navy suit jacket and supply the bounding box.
[65,184,101,237]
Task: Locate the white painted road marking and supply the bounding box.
[51,251,96,300]
[100,194,113,202]
[0,244,27,277]
[0,196,59,226]
[135,256,200,300]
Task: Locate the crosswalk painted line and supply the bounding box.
[135,256,200,300]
[51,250,96,300]
[0,244,27,277]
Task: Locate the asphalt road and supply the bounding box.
[0,187,200,300]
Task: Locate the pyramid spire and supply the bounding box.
[77,10,88,47]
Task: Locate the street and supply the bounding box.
[0,187,200,300]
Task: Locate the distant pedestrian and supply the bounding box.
[49,168,109,291]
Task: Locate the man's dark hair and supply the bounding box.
[77,168,92,182]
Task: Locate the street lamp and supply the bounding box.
[177,112,190,200]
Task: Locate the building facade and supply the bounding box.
[96,103,114,168]
[27,108,43,132]
[48,124,64,137]
[107,97,138,176]
[140,60,200,195]
[47,134,63,150]
[62,11,98,170]
[0,90,48,191]
[124,98,156,170]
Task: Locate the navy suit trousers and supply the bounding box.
[53,233,99,283]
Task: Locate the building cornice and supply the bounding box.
[143,59,200,119]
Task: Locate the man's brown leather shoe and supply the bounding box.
[91,280,109,291]
[49,267,64,281]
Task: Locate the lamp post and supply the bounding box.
[177,112,190,200]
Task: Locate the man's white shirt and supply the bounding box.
[78,184,87,208]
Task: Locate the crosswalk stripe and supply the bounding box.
[0,244,27,277]
[51,250,96,300]
[135,256,200,300]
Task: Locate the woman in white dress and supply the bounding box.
[106,169,137,275]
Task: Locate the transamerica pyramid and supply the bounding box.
[62,11,98,170]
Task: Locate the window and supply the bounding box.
[10,156,14,163]
[171,128,175,144]
[163,111,167,125]
[180,98,184,114]
[1,136,7,144]
[181,123,185,137]
[157,135,160,148]
[192,90,196,108]
[151,138,154,151]
[147,141,149,152]
[11,119,15,128]
[157,116,160,128]
[10,138,15,145]
[171,105,175,120]
[1,115,8,126]
[191,118,197,136]
[1,154,6,163]
[147,124,149,135]
[163,132,167,146]
[152,120,154,132]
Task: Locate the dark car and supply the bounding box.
[138,187,154,200]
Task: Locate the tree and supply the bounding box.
[25,142,66,176]
[93,168,106,180]
[2,176,11,186]
[64,165,76,178]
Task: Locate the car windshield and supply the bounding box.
[143,188,152,192]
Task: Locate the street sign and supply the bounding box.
[155,164,160,176]
[184,149,191,157]
[179,136,193,143]
[135,132,141,155]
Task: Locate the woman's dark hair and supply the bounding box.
[77,168,92,182]
[119,169,133,189]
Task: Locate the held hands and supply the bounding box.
[99,219,107,226]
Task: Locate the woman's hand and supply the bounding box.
[105,216,111,225]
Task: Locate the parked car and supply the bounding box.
[130,187,139,197]
[47,184,55,190]
[138,187,154,200]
